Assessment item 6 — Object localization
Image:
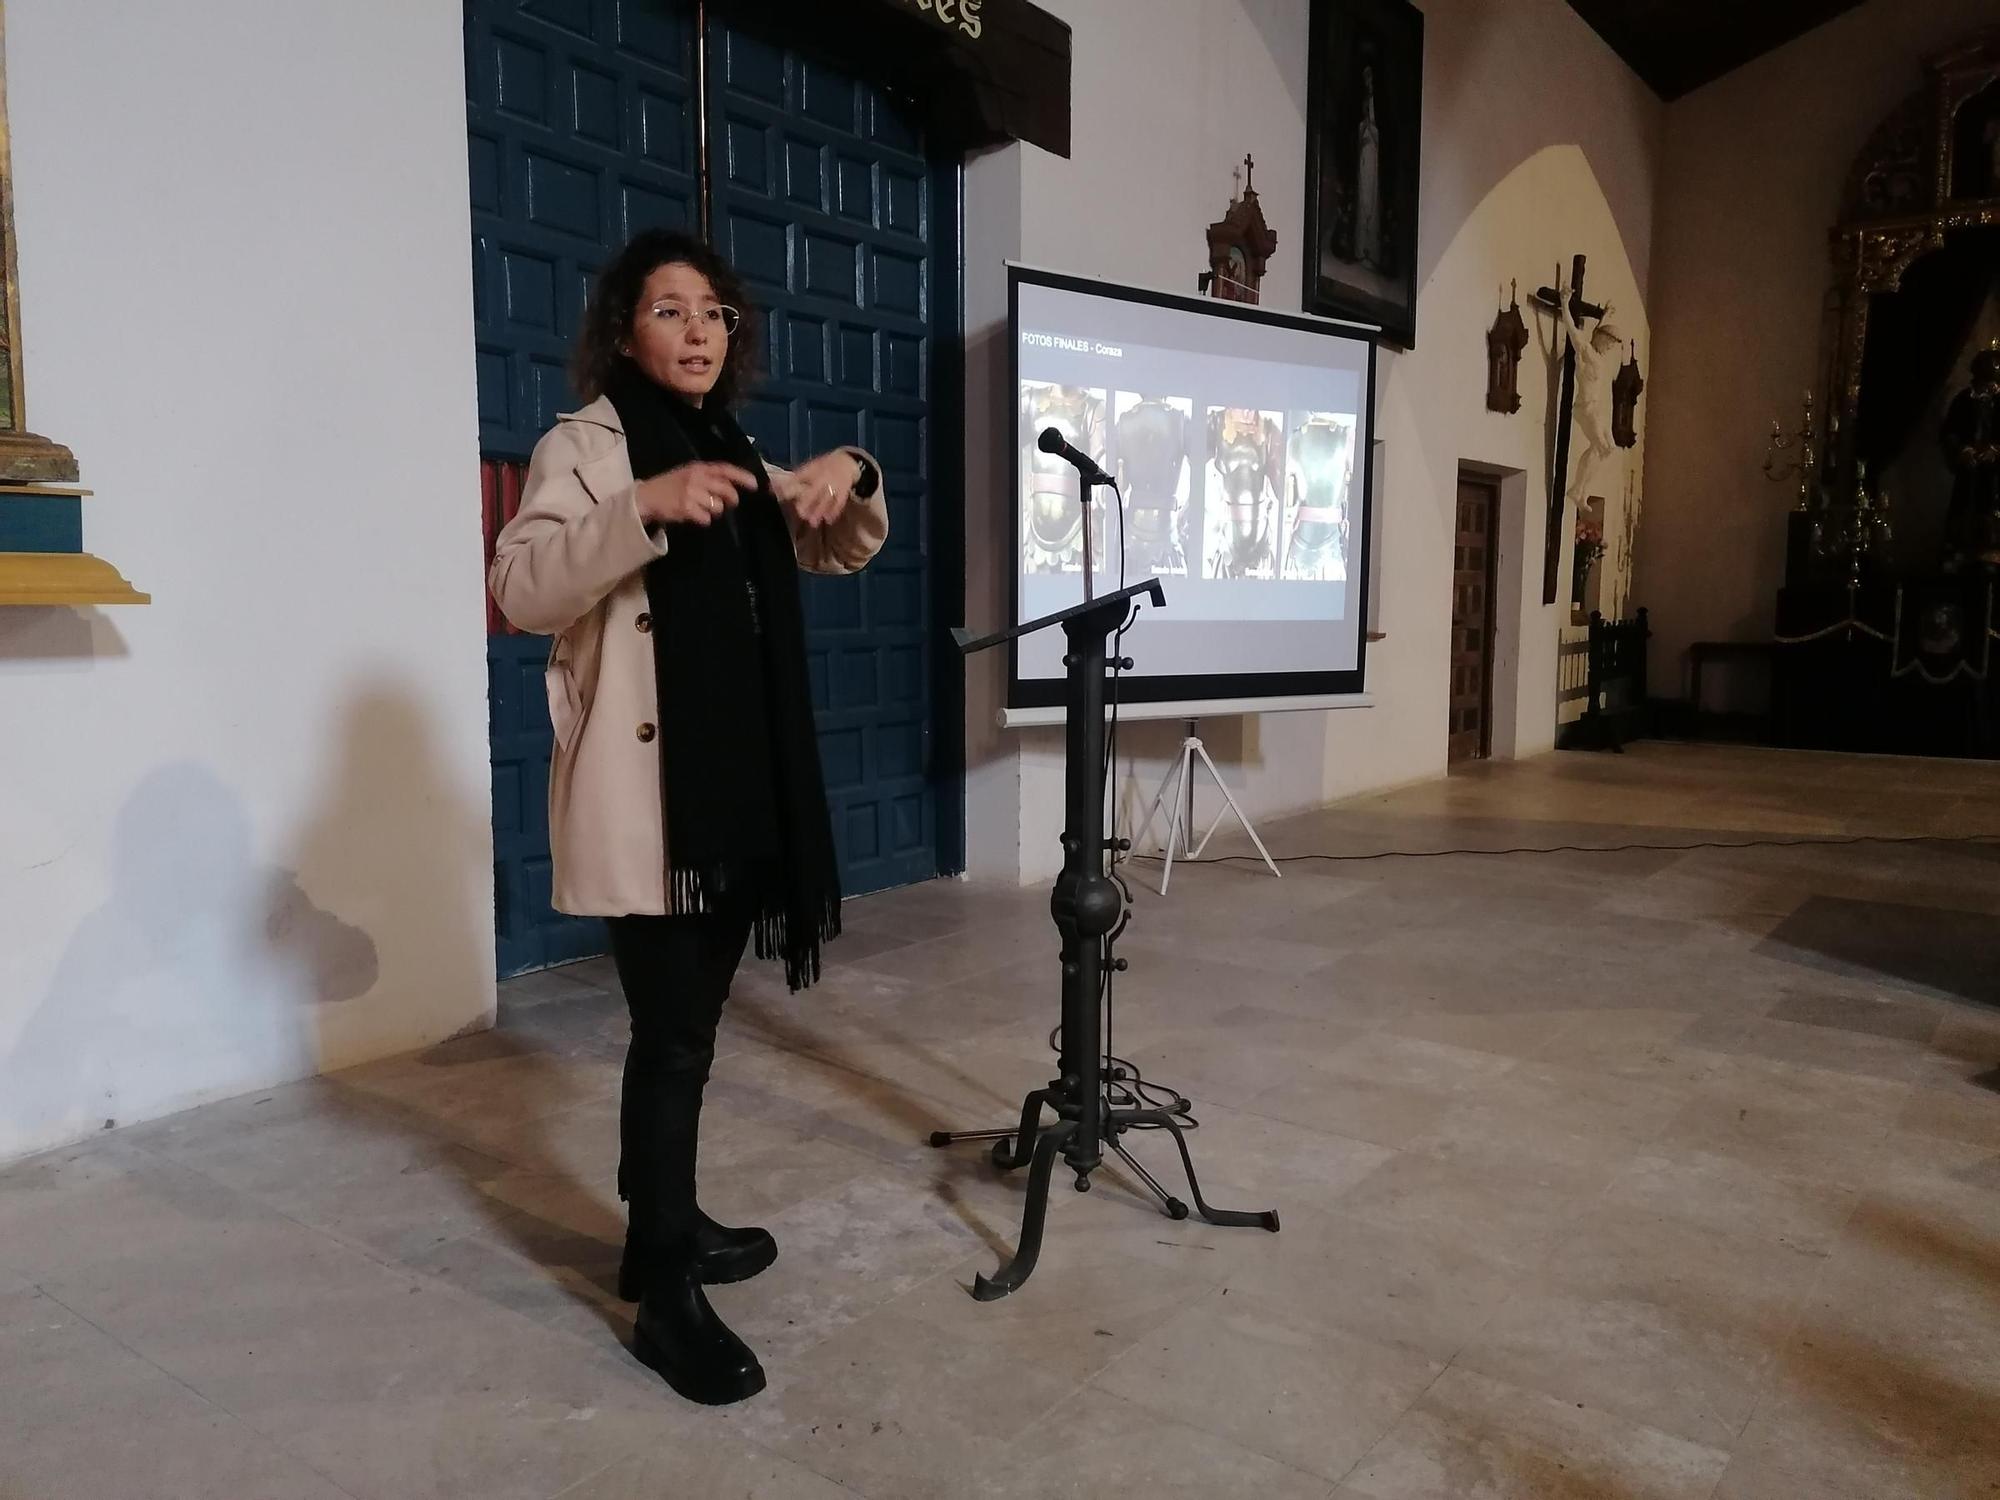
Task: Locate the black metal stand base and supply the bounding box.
[937,581,1279,1301]
[930,1093,1280,1301]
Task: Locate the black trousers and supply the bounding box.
[606,907,753,1258]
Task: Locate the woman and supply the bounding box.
[489,230,887,1406]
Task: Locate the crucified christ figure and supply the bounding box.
[1554,272,1620,508]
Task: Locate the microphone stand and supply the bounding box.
[1081,465,1106,601]
[932,579,1280,1300]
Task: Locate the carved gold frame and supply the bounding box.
[1824,27,2000,467]
[0,0,78,482]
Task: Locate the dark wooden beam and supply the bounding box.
[1565,0,1865,100]
[728,0,1071,156]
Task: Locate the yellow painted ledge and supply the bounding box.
[0,551,149,606]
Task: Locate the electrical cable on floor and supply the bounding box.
[1096,483,1199,1133]
[1131,829,2000,868]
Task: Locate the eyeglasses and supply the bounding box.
[645,302,740,334]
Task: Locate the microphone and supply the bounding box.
[1038,427,1114,487]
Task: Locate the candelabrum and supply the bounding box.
[1811,460,1894,591]
[1762,389,1819,513]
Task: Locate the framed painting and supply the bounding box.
[0,0,76,481]
[1302,0,1424,348]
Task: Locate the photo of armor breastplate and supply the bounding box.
[1283,414,1353,581]
[1020,384,1107,574]
[1115,399,1190,574]
[1207,408,1279,579]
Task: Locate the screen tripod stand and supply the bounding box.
[931,578,1279,1300]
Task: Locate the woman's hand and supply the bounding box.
[635,461,760,527]
[773,451,864,528]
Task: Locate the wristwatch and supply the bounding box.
[845,448,882,499]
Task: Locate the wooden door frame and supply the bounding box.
[929,159,968,875]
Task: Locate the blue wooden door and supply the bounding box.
[708,24,943,896]
[470,1,951,975]
[468,0,701,976]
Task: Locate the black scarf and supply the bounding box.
[605,363,841,990]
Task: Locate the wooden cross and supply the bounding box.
[1531,254,1607,605]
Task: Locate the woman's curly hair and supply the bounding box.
[570,229,762,408]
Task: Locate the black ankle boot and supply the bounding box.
[691,1209,779,1286]
[630,1259,766,1406]
[619,1210,777,1301]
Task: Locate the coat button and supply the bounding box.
[636,613,652,633]
[637,723,656,743]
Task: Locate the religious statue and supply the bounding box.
[1613,343,1644,449]
[1485,282,1529,415]
[1942,348,2000,572]
[1551,271,1621,507]
[1354,66,1383,271]
[1530,254,1610,602]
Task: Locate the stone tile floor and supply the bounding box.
[4,743,1999,1498]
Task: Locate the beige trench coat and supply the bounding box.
[488,395,888,916]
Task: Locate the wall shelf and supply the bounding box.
[0,551,149,606]
[0,485,148,605]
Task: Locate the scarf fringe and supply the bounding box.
[754,894,845,992]
[670,865,842,993]
[667,866,710,920]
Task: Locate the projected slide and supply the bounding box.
[1011,268,1376,709]
[1280,412,1356,583]
[1114,392,1195,577]
[1203,407,1284,581]
[1019,381,1108,576]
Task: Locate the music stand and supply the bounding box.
[932,578,1279,1300]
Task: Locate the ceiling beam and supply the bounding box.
[1565,0,1867,100]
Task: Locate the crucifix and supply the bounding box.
[1532,254,1606,605]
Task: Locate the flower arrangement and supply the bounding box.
[1572,511,1607,612]
[1574,512,1605,559]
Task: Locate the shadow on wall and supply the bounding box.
[1237,0,1312,121]
[3,683,492,1160]
[1233,0,1660,300]
[962,318,1012,783]
[1414,0,1659,296]
[0,608,131,670]
[285,683,495,1072]
[4,762,376,1155]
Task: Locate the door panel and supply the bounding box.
[707,24,940,896]
[470,0,700,975]
[470,0,948,975]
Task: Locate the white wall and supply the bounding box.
[0,0,494,1161]
[1638,0,1999,709]
[0,0,1668,1157]
[962,0,1663,882]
